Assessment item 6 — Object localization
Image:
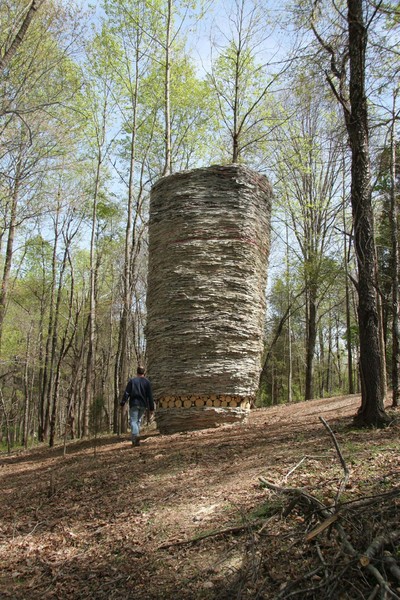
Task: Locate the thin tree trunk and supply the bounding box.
[319,327,325,398]
[37,267,47,441]
[83,100,107,437]
[305,286,317,400]
[0,156,21,350]
[83,164,101,438]
[326,317,332,395]
[41,198,61,440]
[22,323,33,448]
[162,0,172,176]
[117,81,139,434]
[49,229,77,447]
[0,387,12,454]
[286,224,293,403]
[343,162,355,394]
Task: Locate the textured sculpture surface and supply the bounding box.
[146,165,272,433]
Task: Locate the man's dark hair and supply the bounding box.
[137,366,145,375]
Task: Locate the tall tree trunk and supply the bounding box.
[286,224,293,403]
[22,322,33,448]
[115,38,141,433]
[343,165,355,394]
[83,162,101,438]
[0,1,40,74]
[318,327,325,398]
[0,156,21,350]
[390,90,400,407]
[162,0,172,176]
[41,198,61,440]
[83,94,107,437]
[305,286,317,400]
[49,231,77,447]
[326,317,332,395]
[346,0,388,425]
[335,314,343,390]
[37,264,47,441]
[0,388,12,454]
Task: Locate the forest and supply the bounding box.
[0,0,399,450]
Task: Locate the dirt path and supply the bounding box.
[1,394,398,599]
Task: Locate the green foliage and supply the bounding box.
[0,0,397,444]
[208,34,277,164]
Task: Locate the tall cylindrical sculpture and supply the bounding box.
[146,165,272,434]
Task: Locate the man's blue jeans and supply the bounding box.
[129,406,145,440]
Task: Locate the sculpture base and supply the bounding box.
[155,406,249,435]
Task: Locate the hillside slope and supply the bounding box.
[1,394,399,599]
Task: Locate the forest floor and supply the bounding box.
[0,394,399,600]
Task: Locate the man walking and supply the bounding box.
[120,367,155,446]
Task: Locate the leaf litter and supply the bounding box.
[0,394,399,599]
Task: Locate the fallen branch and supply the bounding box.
[158,518,266,550]
[339,488,400,511]
[259,468,400,598]
[361,530,400,563]
[258,476,328,514]
[283,455,332,481]
[305,513,339,542]
[336,522,400,600]
[319,416,349,505]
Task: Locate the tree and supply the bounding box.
[375,94,400,408]
[208,0,284,165]
[310,0,390,425]
[272,81,344,400]
[80,29,118,438]
[388,90,399,407]
[0,0,43,74]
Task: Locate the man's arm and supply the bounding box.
[120,379,132,407]
[146,380,155,412]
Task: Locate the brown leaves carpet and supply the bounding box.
[1,395,399,599]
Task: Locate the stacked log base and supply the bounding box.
[157,394,252,410]
[155,395,252,434]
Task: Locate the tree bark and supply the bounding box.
[0,1,41,75]
[305,286,317,400]
[22,323,33,448]
[40,196,61,440]
[390,90,399,407]
[49,228,77,447]
[162,0,172,176]
[116,44,141,434]
[346,0,389,425]
[0,155,21,350]
[83,158,101,438]
[343,167,355,394]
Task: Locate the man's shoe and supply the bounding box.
[132,437,140,447]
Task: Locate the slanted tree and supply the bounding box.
[0,1,43,74]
